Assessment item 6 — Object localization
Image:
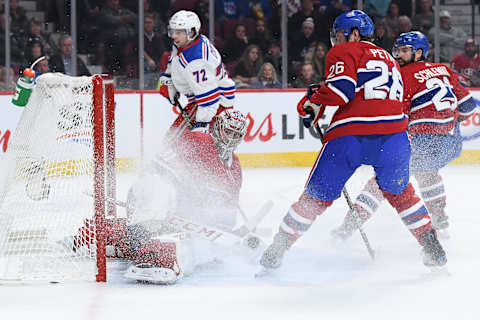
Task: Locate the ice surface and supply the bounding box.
[1,165,479,320]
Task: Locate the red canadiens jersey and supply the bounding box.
[402,61,474,135]
[451,53,480,86]
[173,131,242,203]
[309,41,408,142]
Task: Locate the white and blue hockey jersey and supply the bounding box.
[165,35,236,123]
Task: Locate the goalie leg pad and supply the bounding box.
[124,235,194,284]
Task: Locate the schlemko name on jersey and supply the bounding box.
[414,66,450,83]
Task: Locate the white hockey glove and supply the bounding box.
[159,74,179,105]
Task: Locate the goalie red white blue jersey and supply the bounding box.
[309,41,408,143]
[402,61,475,135]
[167,35,236,123]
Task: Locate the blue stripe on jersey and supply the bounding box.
[182,38,205,63]
[458,96,476,115]
[412,87,455,108]
[219,85,236,91]
[196,87,219,99]
[178,57,186,68]
[328,79,355,101]
[408,120,453,128]
[205,42,209,60]
[326,115,407,133]
[221,93,235,100]
[198,98,220,107]
[357,70,380,87]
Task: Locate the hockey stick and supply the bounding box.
[82,191,271,248]
[174,94,193,128]
[306,84,375,260]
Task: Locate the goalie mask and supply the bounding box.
[211,109,247,162]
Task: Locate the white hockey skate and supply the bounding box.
[124,235,193,284]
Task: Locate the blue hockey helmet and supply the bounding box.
[393,31,429,59]
[331,10,374,46]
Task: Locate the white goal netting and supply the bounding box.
[0,73,113,283]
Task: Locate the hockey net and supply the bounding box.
[0,73,115,283]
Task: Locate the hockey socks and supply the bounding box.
[415,171,449,229]
[382,183,432,245]
[279,192,333,245]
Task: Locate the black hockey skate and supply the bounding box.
[421,229,447,267]
[259,231,290,270]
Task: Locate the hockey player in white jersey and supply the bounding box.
[159,10,236,136]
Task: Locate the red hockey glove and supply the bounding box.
[159,74,179,105]
[297,94,325,128]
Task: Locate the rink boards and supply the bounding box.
[1,88,480,168]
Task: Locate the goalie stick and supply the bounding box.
[83,191,273,249]
[306,84,375,261]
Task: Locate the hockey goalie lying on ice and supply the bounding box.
[71,109,266,284]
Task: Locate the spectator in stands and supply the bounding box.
[215,0,248,24]
[24,38,44,68]
[412,0,434,34]
[264,41,282,79]
[234,44,263,88]
[398,16,412,37]
[44,0,74,32]
[286,0,302,17]
[290,18,317,70]
[141,14,165,88]
[373,21,394,52]
[289,0,329,46]
[289,0,318,35]
[323,0,350,26]
[247,0,273,20]
[250,18,272,56]
[428,10,466,63]
[25,18,55,57]
[0,14,25,67]
[0,67,16,91]
[98,0,137,74]
[143,14,165,73]
[7,0,28,35]
[364,0,391,22]
[34,58,49,77]
[251,62,281,89]
[223,24,249,63]
[77,0,101,54]
[144,0,163,32]
[151,0,171,22]
[304,41,327,80]
[50,35,91,76]
[452,38,480,87]
[381,2,400,38]
[292,62,322,88]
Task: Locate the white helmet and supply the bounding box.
[168,10,201,41]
